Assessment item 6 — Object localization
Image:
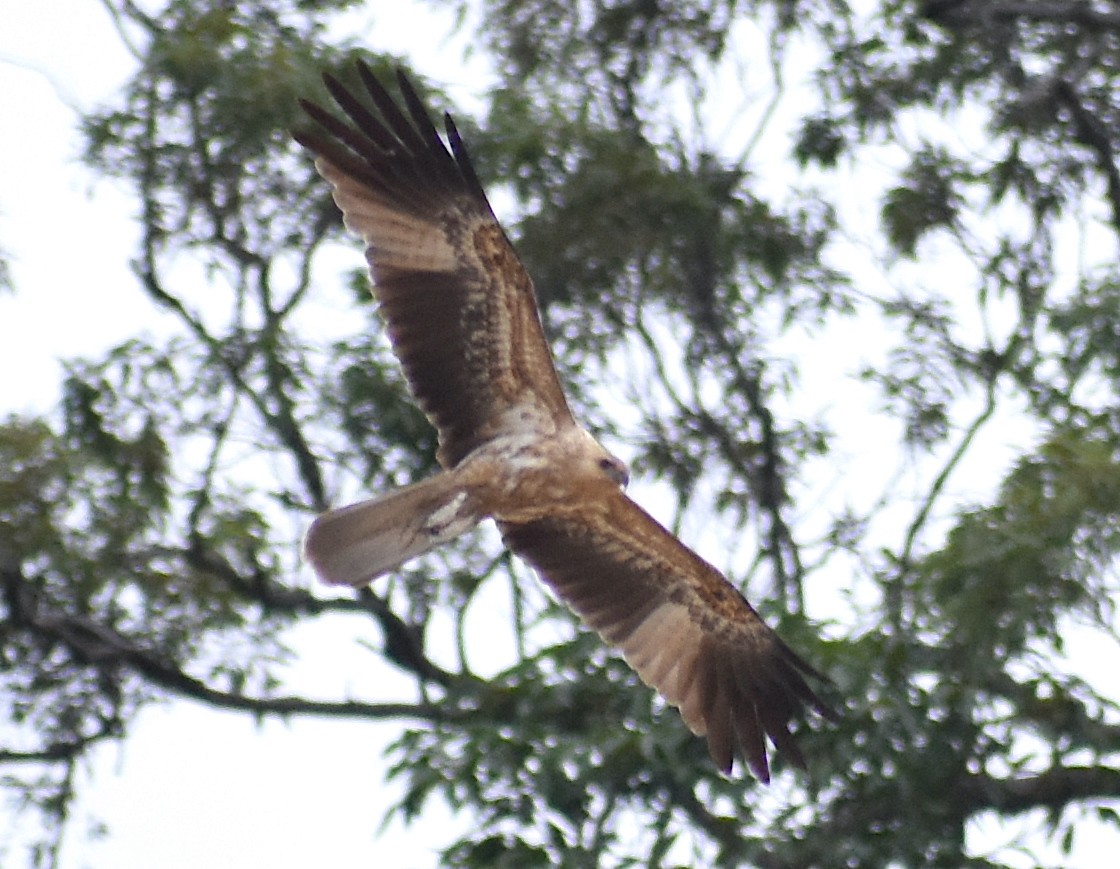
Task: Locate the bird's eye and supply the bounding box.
[598,457,630,488]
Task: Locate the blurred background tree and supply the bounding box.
[2,0,1118,866]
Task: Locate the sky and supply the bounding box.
[0,2,1117,868]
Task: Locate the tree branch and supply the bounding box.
[1053,78,1120,236]
[898,381,998,571]
[3,554,444,725]
[0,726,116,766]
[923,0,1120,30]
[962,765,1120,815]
[179,539,457,686]
[130,74,327,512]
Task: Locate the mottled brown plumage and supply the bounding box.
[295,62,834,780]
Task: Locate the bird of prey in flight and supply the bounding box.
[294,62,833,781]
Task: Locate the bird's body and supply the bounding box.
[305,424,626,583]
[295,63,834,781]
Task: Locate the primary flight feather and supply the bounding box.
[295,62,834,781]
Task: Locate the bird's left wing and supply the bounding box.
[500,493,834,781]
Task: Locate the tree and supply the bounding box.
[2,0,1118,866]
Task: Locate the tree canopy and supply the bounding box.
[2,0,1118,866]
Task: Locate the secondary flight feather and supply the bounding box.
[294,62,834,781]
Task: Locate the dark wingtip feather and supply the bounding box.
[747,755,771,784]
[443,112,488,203]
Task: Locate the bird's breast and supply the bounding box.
[454,429,615,523]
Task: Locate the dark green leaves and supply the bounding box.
[881,147,963,257]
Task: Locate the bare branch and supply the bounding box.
[2,555,445,725]
[0,740,99,765]
[923,0,1120,30]
[178,540,457,686]
[898,381,998,571]
[1054,78,1120,235]
[962,765,1120,815]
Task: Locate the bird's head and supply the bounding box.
[572,427,629,489]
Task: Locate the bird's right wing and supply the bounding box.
[294,63,574,468]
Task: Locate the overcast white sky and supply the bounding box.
[0,2,1117,868]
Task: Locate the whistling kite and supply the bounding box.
[295,63,833,781]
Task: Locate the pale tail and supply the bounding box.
[303,472,485,586]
